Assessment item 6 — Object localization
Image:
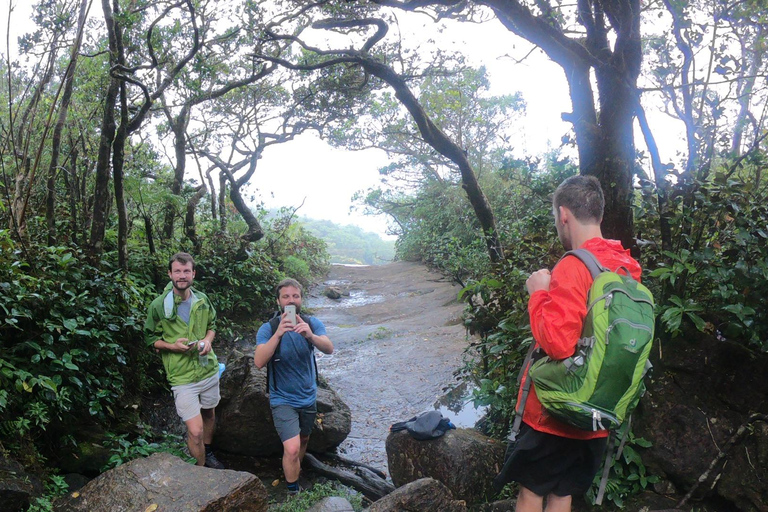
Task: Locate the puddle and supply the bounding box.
[432,381,487,429]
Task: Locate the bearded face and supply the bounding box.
[277,285,303,315]
[169,261,195,294]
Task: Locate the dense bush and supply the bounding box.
[442,163,571,439]
[196,233,282,332]
[0,233,157,463]
[0,222,321,468]
[639,170,768,351]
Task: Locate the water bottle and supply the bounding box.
[198,341,209,367]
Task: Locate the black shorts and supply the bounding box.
[493,423,607,497]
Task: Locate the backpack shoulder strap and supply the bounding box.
[266,312,282,394]
[303,316,320,385]
[564,248,606,279]
[509,342,543,442]
[268,313,282,356]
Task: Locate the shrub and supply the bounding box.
[641,172,768,350]
[270,482,363,512]
[282,255,312,288]
[0,233,158,461]
[195,233,282,332]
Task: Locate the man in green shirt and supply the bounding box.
[144,252,224,469]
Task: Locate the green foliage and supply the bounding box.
[377,182,492,281]
[195,233,282,332]
[657,295,706,337]
[260,209,331,288]
[640,171,768,349]
[269,482,364,512]
[586,434,659,508]
[366,326,392,340]
[283,255,312,286]
[102,425,193,471]
[26,474,69,512]
[457,162,576,436]
[0,234,158,458]
[461,271,531,438]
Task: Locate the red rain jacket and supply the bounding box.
[520,237,642,439]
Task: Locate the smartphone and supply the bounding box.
[284,305,296,326]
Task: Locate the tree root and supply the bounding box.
[304,453,395,501]
[676,413,768,508]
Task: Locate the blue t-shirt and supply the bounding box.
[256,316,327,408]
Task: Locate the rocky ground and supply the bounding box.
[305,261,476,472]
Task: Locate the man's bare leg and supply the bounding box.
[184,414,205,466]
[516,486,544,512]
[282,435,302,483]
[298,434,310,462]
[544,494,571,512]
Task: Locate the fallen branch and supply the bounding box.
[304,453,395,501]
[676,413,768,508]
[318,452,388,480]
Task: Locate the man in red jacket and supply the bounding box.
[497,175,642,512]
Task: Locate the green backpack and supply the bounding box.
[508,249,655,504]
[527,249,655,431]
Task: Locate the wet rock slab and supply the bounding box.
[306,262,474,470]
[54,452,268,512]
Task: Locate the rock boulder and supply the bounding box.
[53,452,267,512]
[324,287,343,300]
[635,333,768,511]
[215,353,351,456]
[0,453,39,512]
[368,478,467,512]
[386,428,504,504]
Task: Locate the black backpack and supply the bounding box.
[390,411,455,440]
[265,312,319,394]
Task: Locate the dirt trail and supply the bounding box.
[305,261,472,472]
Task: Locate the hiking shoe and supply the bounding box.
[204,452,225,469]
[286,483,303,496]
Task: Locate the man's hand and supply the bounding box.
[294,315,313,340]
[274,313,295,338]
[174,337,193,353]
[526,269,551,295]
[198,339,211,355]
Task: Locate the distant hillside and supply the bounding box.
[300,217,395,265]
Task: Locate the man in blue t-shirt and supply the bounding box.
[254,278,334,494]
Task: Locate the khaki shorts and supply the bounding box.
[171,373,220,422]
